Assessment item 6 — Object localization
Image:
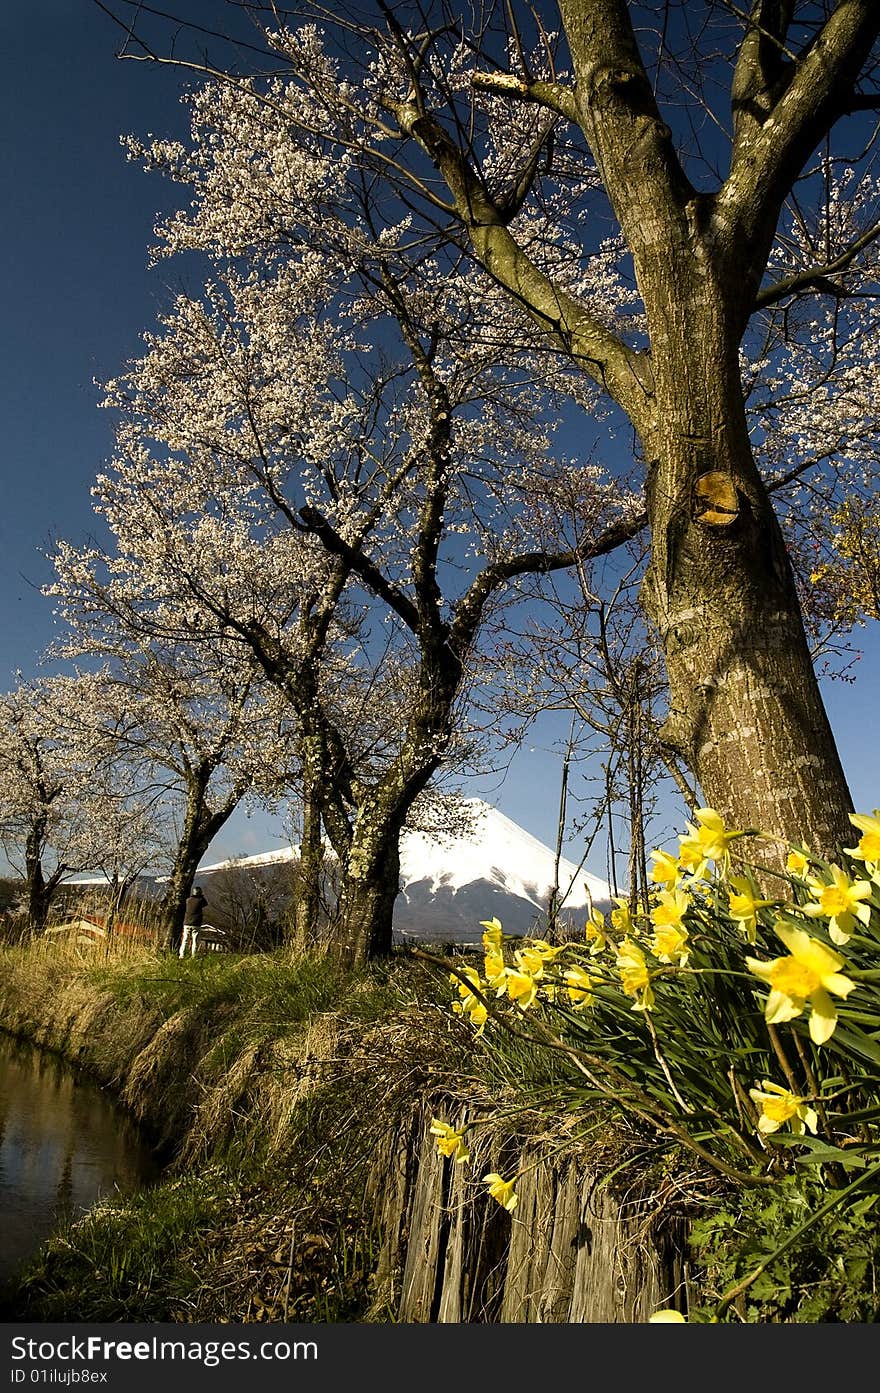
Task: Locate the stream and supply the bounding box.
[0,1032,160,1287]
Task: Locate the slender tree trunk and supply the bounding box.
[333,681,459,964]
[162,775,239,951]
[290,736,330,951]
[25,823,54,936]
[163,849,204,954]
[626,669,648,906]
[638,286,853,857]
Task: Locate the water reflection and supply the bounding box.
[0,1032,159,1285]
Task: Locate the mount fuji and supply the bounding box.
[197,798,612,945]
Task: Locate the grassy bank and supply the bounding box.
[12,924,861,1323]
[0,939,472,1322]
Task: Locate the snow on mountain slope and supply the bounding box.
[198,797,611,943]
[397,798,608,907]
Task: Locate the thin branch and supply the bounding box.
[755,218,880,310]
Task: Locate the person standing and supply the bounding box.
[180,884,208,958]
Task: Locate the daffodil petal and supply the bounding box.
[809,989,838,1045]
[823,971,856,999]
[764,988,802,1024]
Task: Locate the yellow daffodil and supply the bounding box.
[803,863,872,945]
[450,966,489,1034]
[786,848,810,877]
[480,917,504,954]
[727,875,774,945]
[506,966,540,1010]
[650,889,691,964]
[679,807,744,879]
[452,994,488,1032]
[483,1172,518,1212]
[650,888,690,930]
[616,938,655,1012]
[845,811,880,871]
[585,909,608,955]
[429,1119,470,1163]
[695,806,745,860]
[746,925,855,1045]
[651,922,690,967]
[451,964,482,999]
[650,849,680,889]
[564,964,593,1010]
[523,938,564,963]
[483,949,508,995]
[610,897,634,935]
[747,1081,818,1137]
[514,945,547,978]
[677,836,707,879]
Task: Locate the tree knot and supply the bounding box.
[692,472,740,527]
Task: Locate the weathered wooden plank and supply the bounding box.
[381,1104,681,1324]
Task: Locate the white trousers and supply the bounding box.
[179,925,201,957]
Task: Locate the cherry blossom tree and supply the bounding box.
[106,0,880,862]
[0,674,112,933]
[47,550,304,950]
[57,92,643,959]
[64,753,172,940]
[65,254,636,961]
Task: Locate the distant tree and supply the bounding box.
[0,674,107,933]
[479,528,686,907]
[64,753,171,940]
[45,560,298,949]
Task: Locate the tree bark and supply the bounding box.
[637,281,853,856]
[24,820,61,936]
[26,853,50,936]
[289,732,332,952]
[161,772,239,951]
[335,801,405,966]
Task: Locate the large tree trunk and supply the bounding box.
[397,0,872,863]
[162,853,202,954]
[335,796,406,967]
[26,859,51,936]
[638,283,854,857]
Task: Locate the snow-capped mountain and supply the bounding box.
[197,797,611,944]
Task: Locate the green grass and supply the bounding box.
[2,1167,239,1322]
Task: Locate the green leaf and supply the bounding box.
[764,1133,866,1165]
[827,1023,880,1068]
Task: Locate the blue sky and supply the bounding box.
[1,1,878,879]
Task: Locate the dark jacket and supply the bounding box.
[183,889,207,927]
